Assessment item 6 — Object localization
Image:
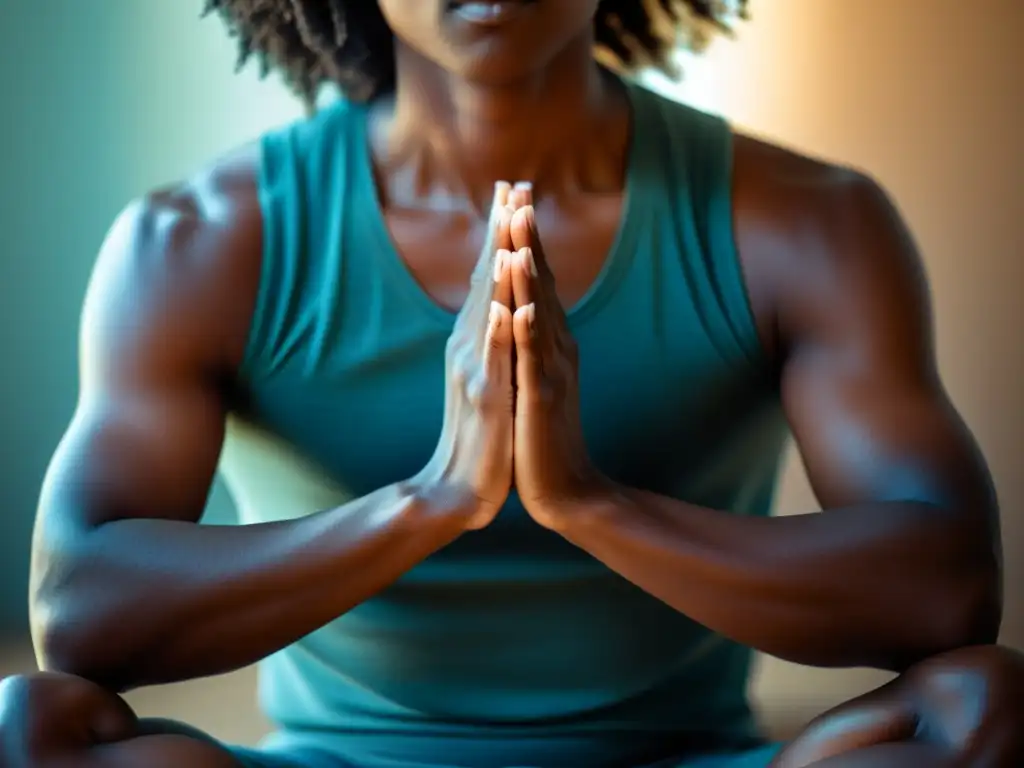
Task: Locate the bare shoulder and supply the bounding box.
[730,132,928,363]
[83,142,264,388]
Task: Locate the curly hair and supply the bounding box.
[204,0,747,107]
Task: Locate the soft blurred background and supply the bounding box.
[0,0,1020,744]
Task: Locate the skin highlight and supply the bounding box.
[1,2,1021,767]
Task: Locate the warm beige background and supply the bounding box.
[0,0,1020,744]
[650,0,1024,729]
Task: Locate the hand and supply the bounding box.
[507,199,608,528]
[414,183,517,530]
[0,673,137,761]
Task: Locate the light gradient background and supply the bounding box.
[0,0,1020,743]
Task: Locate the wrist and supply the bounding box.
[404,475,498,532]
[530,473,622,533]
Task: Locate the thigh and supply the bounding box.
[0,674,238,768]
[82,734,238,768]
[141,719,338,768]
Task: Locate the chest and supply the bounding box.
[233,306,776,513]
[383,194,625,313]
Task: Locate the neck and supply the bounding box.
[371,34,627,214]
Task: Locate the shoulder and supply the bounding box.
[731,132,898,244]
[729,133,927,363]
[83,142,264,381]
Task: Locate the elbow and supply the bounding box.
[960,562,1003,647]
[31,590,133,693]
[30,530,142,691]
[32,611,119,691]
[932,558,1003,654]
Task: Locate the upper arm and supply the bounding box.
[33,149,262,567]
[735,138,999,546]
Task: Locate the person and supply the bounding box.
[1,0,1021,766]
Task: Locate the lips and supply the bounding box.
[447,0,536,25]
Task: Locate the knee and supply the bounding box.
[0,671,138,762]
[903,644,1024,757]
[907,644,1024,714]
[774,646,1024,768]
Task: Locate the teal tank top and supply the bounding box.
[219,77,790,767]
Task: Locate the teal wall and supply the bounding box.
[0,1,306,635]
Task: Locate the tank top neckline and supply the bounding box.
[351,75,655,330]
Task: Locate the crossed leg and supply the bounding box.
[2,646,1022,768]
[771,645,1024,767]
[0,673,238,767]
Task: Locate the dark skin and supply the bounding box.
[507,165,1001,670]
[2,1,1021,766]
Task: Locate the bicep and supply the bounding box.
[777,174,996,520]
[783,350,992,516]
[41,387,225,535]
[36,196,235,542]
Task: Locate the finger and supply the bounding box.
[509,181,533,210]
[511,205,562,316]
[493,180,511,212]
[510,205,531,253]
[513,303,541,396]
[491,248,513,310]
[483,300,515,390]
[511,246,537,311]
[512,206,549,270]
[470,204,514,300]
[494,203,515,253]
[481,181,512,268]
[508,187,522,210]
[513,181,533,209]
[510,206,549,279]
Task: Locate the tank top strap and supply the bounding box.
[241,100,369,380]
[629,82,767,375]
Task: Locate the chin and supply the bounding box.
[385,0,598,85]
[446,50,560,88]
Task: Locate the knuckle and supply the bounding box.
[468,373,508,413]
[528,379,555,408]
[465,375,490,408]
[487,330,505,351]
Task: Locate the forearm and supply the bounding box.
[552,484,1000,670]
[32,481,475,690]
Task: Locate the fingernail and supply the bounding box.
[493,249,507,281]
[521,247,538,277]
[514,181,532,191]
